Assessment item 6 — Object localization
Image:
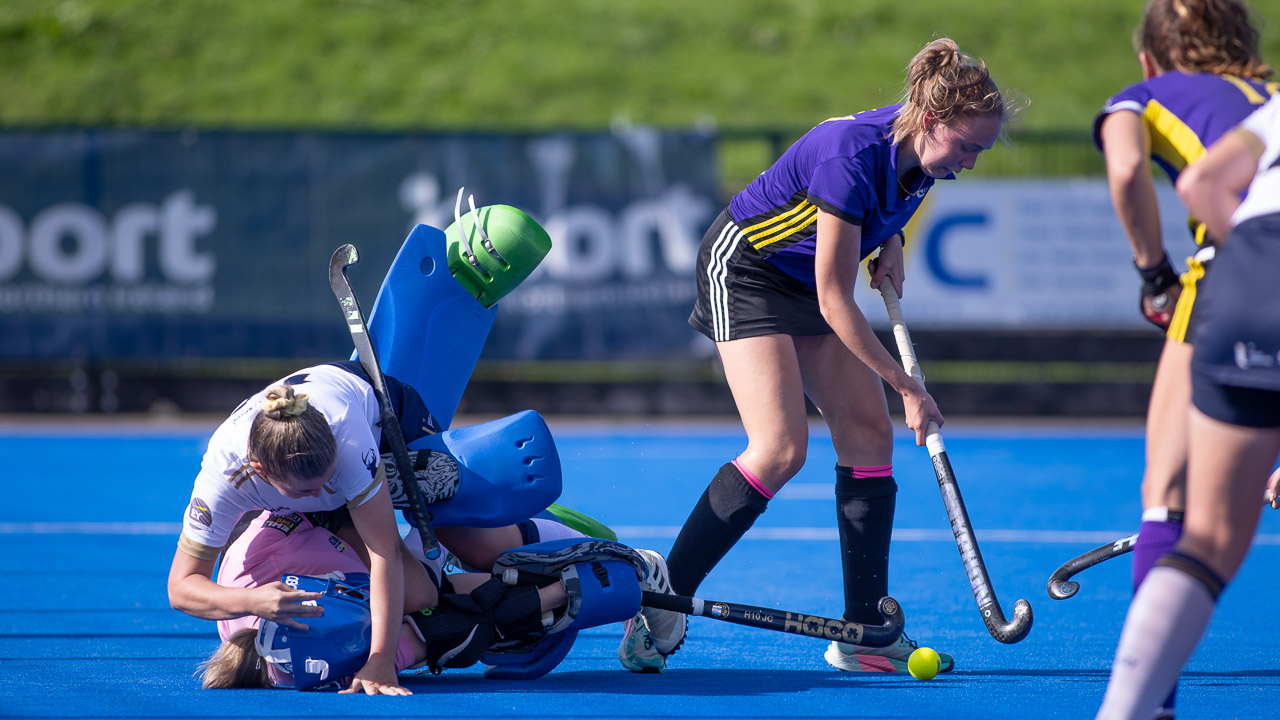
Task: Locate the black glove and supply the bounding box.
[1135,254,1181,330]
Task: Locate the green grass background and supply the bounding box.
[5,0,1278,133]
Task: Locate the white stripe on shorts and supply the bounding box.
[707,220,743,341]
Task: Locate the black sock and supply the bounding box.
[835,465,898,626]
[666,462,770,596]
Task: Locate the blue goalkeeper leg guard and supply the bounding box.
[404,409,563,528]
[359,223,495,432]
[361,204,550,431]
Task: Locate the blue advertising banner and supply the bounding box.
[0,127,720,363]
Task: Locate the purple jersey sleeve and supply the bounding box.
[807,151,879,226]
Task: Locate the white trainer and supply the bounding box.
[824,631,954,674]
[618,549,687,673]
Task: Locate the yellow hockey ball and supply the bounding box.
[908,647,940,680]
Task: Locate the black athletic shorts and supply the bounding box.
[689,208,834,342]
[1190,214,1280,428]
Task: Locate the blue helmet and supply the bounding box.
[254,572,373,691]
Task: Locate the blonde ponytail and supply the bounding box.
[248,383,337,482]
[198,628,273,689]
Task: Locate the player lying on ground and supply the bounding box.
[168,366,573,695]
[199,508,661,689]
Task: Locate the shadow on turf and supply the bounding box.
[958,669,1280,680]
[396,668,1280,696]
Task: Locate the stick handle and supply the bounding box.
[878,283,1033,644]
[330,244,442,561]
[879,285,943,449]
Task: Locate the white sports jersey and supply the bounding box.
[1233,94,1280,226]
[178,364,385,561]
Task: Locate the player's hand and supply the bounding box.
[1266,468,1280,509]
[249,582,323,630]
[900,380,944,446]
[1136,254,1181,330]
[340,656,411,695]
[868,235,905,299]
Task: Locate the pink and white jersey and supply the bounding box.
[215,511,371,641]
[216,511,416,682]
[179,364,385,561]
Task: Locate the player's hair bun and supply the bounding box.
[261,384,310,419]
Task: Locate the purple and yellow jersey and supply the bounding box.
[728,105,941,288]
[1093,71,1278,230]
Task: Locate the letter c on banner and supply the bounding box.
[924,213,988,288]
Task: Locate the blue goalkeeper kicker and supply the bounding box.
[410,409,563,527]
[358,223,496,431]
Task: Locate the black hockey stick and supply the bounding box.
[880,284,1033,644]
[329,243,442,560]
[642,591,904,648]
[1046,533,1137,600]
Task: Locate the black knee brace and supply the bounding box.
[1156,551,1226,601]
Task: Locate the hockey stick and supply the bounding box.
[641,591,904,647]
[879,284,1033,644]
[1046,533,1137,600]
[1047,501,1259,600]
[330,243,442,560]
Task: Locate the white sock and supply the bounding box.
[1095,566,1216,719]
[532,516,587,542]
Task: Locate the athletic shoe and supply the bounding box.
[824,631,955,674]
[618,549,687,673]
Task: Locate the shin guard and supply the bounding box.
[666,462,770,596]
[835,466,898,626]
[360,223,497,431]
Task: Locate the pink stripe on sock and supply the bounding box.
[732,458,774,500]
[858,655,899,673]
[851,464,893,479]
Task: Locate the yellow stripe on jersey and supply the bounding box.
[1144,99,1206,172]
[1167,254,1207,343]
[228,464,255,490]
[1221,74,1268,105]
[345,463,385,509]
[744,201,819,251]
[177,534,223,562]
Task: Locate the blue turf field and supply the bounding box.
[3,419,1279,719]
